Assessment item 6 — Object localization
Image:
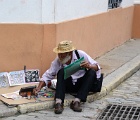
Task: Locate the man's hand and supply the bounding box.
[33,87,41,95]
[80,61,91,69]
[80,61,99,71]
[33,81,46,95]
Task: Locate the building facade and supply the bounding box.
[0,0,139,75]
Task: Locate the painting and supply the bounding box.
[8,70,25,86]
[0,72,9,87]
[25,69,40,83]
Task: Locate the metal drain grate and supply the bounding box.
[97,104,140,120]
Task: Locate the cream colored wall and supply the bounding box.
[0,0,134,23]
[0,6,134,76]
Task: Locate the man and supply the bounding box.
[33,40,102,114]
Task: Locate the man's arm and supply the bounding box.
[89,63,99,71]
[33,80,52,95]
[33,81,46,95]
[33,58,60,95]
[77,50,100,71]
[80,61,99,71]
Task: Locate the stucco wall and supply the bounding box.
[55,0,108,23]
[55,0,134,23]
[0,6,134,75]
[0,0,55,23]
[0,24,56,75]
[134,0,140,3]
[132,4,140,38]
[121,0,134,7]
[41,24,56,75]
[0,0,134,23]
[0,1,135,76]
[56,6,134,58]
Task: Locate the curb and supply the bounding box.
[0,106,17,118]
[103,54,140,94]
[1,54,140,116]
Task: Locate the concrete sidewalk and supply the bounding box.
[0,39,140,118]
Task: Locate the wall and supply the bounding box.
[134,0,140,3]
[55,0,134,23]
[132,4,140,38]
[0,24,56,76]
[55,0,108,23]
[56,6,134,58]
[0,0,135,76]
[41,24,56,74]
[0,0,55,23]
[121,0,134,7]
[0,0,134,23]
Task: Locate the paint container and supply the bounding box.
[27,91,31,100]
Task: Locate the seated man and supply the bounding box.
[33,40,102,114]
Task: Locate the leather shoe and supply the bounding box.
[54,103,64,114]
[70,101,82,112]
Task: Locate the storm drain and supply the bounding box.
[97,104,140,120]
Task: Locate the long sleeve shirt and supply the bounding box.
[40,50,101,86]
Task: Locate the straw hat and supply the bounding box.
[53,40,76,53]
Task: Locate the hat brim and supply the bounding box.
[53,47,76,53]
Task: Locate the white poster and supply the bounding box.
[8,70,25,86]
[0,72,9,87]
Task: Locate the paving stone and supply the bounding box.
[127,98,140,102]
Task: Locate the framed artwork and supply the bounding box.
[8,70,25,86]
[0,72,9,87]
[25,69,40,83]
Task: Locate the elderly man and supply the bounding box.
[33,40,102,114]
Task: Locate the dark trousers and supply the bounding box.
[55,68,97,103]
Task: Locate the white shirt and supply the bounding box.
[41,50,101,86]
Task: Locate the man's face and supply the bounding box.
[58,52,71,64]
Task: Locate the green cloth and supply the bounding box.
[64,57,84,79]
